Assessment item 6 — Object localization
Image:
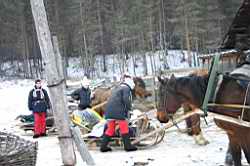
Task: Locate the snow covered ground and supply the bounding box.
[0,78,249,166]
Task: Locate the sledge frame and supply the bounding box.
[71,109,166,150]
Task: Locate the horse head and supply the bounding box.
[156,73,208,123]
[133,77,152,98]
[156,74,186,123]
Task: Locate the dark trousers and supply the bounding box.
[105,120,129,136]
[34,112,46,135]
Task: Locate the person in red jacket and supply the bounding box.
[28,79,51,138]
[100,74,137,152]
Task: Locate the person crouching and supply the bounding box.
[100,75,137,152]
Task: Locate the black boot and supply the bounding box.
[33,134,39,139]
[122,134,137,152]
[100,135,112,152]
[40,133,47,137]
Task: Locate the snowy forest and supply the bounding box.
[0,0,243,78]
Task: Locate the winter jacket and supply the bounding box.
[28,87,51,113]
[104,83,133,120]
[71,87,91,110]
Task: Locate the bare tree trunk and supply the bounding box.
[31,23,40,78]
[160,0,169,70]
[20,5,30,78]
[30,0,76,165]
[131,53,136,76]
[141,33,148,76]
[117,46,123,75]
[131,40,137,76]
[97,0,106,72]
[80,3,86,75]
[149,15,156,75]
[183,1,192,67]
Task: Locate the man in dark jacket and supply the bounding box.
[100,74,137,152]
[71,76,92,110]
[28,79,51,138]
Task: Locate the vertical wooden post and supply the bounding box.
[30,0,76,165]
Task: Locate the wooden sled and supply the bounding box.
[71,109,165,150]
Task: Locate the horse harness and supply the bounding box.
[208,73,250,121]
[158,77,200,133]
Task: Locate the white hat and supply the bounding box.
[81,76,91,88]
[124,77,135,89]
[123,72,132,78]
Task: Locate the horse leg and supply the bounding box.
[185,114,209,145]
[185,116,194,136]
[183,105,199,135]
[242,145,250,164]
[241,134,250,164]
[227,135,242,166]
[225,144,234,166]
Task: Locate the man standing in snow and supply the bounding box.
[28,79,51,138]
[100,73,137,152]
[70,76,92,110]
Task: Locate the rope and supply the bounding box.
[241,82,250,120]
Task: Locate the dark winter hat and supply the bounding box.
[35,79,41,84]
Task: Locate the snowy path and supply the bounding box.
[0,79,248,166]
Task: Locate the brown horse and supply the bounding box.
[157,72,250,166]
[157,73,209,145]
[91,77,152,116]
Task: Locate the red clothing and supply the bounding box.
[105,120,129,136]
[34,112,46,135]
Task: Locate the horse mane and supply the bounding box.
[133,77,146,88]
[175,75,209,106]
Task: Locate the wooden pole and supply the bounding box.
[30,0,76,165]
[71,126,95,166]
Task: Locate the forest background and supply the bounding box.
[0,0,243,79]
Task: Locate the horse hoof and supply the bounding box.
[195,139,209,146]
[224,153,234,166]
[193,133,209,146]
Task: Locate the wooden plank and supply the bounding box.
[71,126,95,166]
[214,115,250,128]
[207,103,250,109]
[194,108,250,127]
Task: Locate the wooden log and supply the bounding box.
[30,0,76,165]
